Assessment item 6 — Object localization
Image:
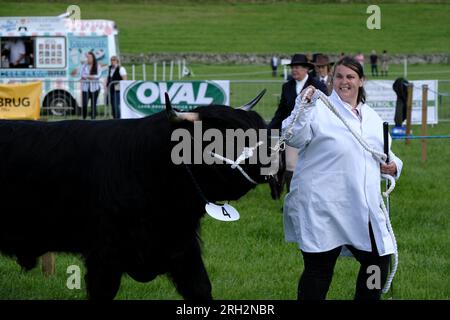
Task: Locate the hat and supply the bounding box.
[314,54,334,67]
[288,54,314,69]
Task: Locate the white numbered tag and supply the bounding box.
[205,203,240,222]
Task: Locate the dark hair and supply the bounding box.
[87,51,98,75]
[333,56,366,104]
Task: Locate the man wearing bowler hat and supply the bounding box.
[268,54,328,197]
[314,54,334,95]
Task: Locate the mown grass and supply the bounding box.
[0,123,448,300]
[1,1,449,54]
[0,0,449,300]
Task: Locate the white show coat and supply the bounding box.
[282,90,403,256]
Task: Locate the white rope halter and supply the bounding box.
[209,141,264,185]
[275,88,398,295]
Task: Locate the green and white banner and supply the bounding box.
[120,80,229,118]
[365,80,438,125]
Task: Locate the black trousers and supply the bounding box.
[298,224,391,300]
[82,90,100,120]
[271,66,277,77]
[108,87,121,119]
[371,64,379,76]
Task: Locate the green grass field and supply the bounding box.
[0,0,449,300]
[1,0,450,54]
[0,123,448,300]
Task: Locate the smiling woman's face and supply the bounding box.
[333,65,363,107]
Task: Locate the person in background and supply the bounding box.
[4,38,26,68]
[106,56,127,119]
[308,53,319,79]
[354,52,365,70]
[313,54,334,95]
[268,54,328,197]
[81,51,102,120]
[381,50,389,77]
[370,50,379,77]
[282,56,403,300]
[271,55,279,77]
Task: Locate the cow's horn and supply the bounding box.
[239,89,267,111]
[165,92,199,122]
[165,92,179,122]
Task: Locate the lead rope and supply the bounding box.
[274,89,397,295]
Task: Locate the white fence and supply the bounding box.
[130,60,190,81]
[2,79,450,123]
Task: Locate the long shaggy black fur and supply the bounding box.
[0,105,268,300]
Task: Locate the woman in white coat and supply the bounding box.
[282,57,403,300]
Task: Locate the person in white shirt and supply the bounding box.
[106,56,127,119]
[4,38,26,68]
[282,56,403,300]
[271,55,279,77]
[80,51,102,120]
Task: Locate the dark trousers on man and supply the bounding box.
[82,90,99,120]
[371,64,379,77]
[271,66,278,77]
[108,87,121,119]
[298,224,391,300]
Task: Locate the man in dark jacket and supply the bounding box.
[268,54,328,198]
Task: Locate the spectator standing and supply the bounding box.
[370,50,379,77]
[271,55,279,77]
[381,50,389,77]
[81,51,102,120]
[354,52,365,70]
[106,56,127,119]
